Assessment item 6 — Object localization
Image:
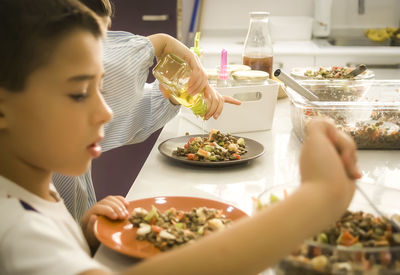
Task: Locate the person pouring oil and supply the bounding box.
[242,11,274,78]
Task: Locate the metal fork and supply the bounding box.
[356,182,400,232]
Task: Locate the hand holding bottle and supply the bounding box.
[154,53,240,120]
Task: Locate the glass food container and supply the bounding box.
[286,80,400,149]
[257,183,400,275]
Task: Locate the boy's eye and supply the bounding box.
[69,93,88,102]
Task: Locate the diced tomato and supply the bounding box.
[370,129,380,141]
[338,230,359,246]
[188,137,195,143]
[232,153,241,160]
[216,210,223,218]
[312,247,322,257]
[187,153,196,160]
[176,212,185,221]
[151,225,163,233]
[184,143,189,149]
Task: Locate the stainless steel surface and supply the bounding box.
[327,36,391,47]
[356,182,400,232]
[314,28,399,47]
[273,69,319,101]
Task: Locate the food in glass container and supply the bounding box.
[305,66,358,79]
[173,129,247,162]
[287,80,400,149]
[277,210,400,275]
[129,206,231,251]
[257,184,400,275]
[341,121,400,149]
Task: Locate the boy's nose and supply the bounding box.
[94,93,113,125]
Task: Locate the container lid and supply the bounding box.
[232,70,269,81]
[205,68,219,80]
[228,64,251,74]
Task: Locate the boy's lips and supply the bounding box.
[87,137,103,158]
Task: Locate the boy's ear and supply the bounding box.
[0,88,8,129]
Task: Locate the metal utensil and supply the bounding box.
[345,64,367,78]
[274,69,319,101]
[356,182,400,232]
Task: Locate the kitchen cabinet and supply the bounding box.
[110,0,179,83]
[92,129,162,201]
[110,0,178,37]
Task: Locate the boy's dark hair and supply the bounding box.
[79,0,114,18]
[0,0,104,92]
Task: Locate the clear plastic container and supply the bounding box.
[258,183,400,275]
[286,80,400,149]
[153,54,207,117]
[242,11,274,78]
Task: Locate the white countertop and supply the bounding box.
[200,35,400,57]
[94,98,400,273]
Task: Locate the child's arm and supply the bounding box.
[80,195,129,253]
[98,119,358,275]
[148,33,241,120]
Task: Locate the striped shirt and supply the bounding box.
[52,31,180,220]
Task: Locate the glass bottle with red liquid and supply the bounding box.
[242,12,273,78]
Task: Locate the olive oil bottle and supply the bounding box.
[153,54,207,117]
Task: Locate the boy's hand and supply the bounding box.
[80,195,129,252]
[300,118,361,194]
[185,53,241,120]
[203,85,241,120]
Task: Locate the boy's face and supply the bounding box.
[1,30,112,176]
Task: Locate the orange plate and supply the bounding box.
[94,196,248,258]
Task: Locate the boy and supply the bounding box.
[53,0,241,221]
[0,0,361,274]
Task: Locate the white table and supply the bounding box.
[94,98,400,272]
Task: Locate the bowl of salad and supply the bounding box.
[256,183,400,274]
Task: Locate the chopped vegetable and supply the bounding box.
[130,206,232,251]
[173,129,248,162]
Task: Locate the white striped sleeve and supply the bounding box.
[52,32,179,220]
